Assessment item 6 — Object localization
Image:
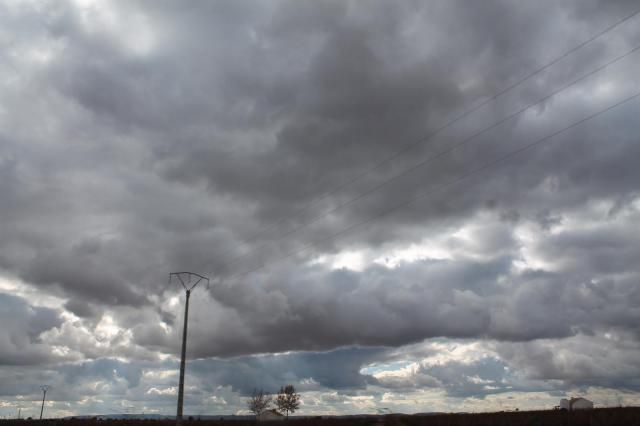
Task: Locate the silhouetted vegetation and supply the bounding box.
[247,388,273,417]
[276,385,301,418]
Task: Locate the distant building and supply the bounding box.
[559,397,594,410]
[257,409,284,421]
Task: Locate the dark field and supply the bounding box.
[2,408,640,426]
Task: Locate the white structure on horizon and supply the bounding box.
[560,397,594,410]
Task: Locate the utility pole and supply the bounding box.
[39,385,50,420]
[169,272,209,425]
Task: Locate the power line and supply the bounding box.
[290,4,640,205]
[224,89,640,281]
[215,40,640,278]
[206,6,640,274]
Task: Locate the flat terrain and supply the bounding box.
[2,408,640,426]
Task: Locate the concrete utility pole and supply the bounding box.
[39,385,50,420]
[169,272,209,425]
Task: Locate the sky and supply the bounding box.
[1,0,640,418]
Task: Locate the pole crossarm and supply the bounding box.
[169,272,210,291]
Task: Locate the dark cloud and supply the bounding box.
[0,294,62,365]
[494,331,640,392]
[1,0,638,303]
[188,347,382,396]
[60,358,143,389]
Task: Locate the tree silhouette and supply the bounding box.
[276,385,300,419]
[246,388,272,418]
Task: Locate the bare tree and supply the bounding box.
[276,385,300,419]
[247,388,272,418]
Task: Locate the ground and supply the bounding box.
[2,407,639,426]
